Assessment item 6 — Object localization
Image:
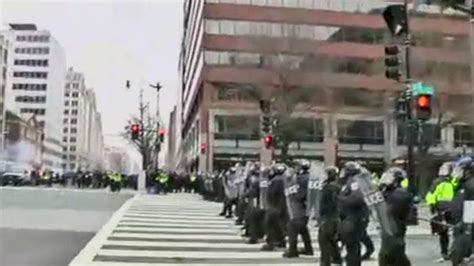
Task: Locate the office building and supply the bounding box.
[178,0,473,173]
[2,24,66,169]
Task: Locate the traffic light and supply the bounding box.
[159,128,165,142]
[382,5,408,36]
[200,143,207,154]
[131,123,140,140]
[384,45,401,81]
[262,113,272,133]
[260,100,272,133]
[416,94,432,121]
[264,134,273,149]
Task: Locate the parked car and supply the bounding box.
[0,172,28,186]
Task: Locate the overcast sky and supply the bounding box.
[1,0,184,141]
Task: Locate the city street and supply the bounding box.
[70,193,450,266]
[0,187,132,266]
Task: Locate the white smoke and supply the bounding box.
[1,140,35,172]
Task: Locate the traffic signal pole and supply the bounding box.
[403,0,416,192]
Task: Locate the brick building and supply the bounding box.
[176,0,473,173]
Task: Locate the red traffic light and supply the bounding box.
[264,134,273,149]
[131,123,140,133]
[417,95,430,108]
[200,143,207,154]
[159,128,166,135]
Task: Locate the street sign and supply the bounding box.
[411,82,434,96]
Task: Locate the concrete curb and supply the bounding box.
[69,194,140,266]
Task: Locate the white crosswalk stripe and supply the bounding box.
[70,193,430,265]
[71,193,328,265]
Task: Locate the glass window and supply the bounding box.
[338,120,384,145]
[214,115,260,140]
[454,125,474,147]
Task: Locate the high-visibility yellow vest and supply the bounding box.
[159,173,169,184]
[425,179,455,206]
[190,175,197,182]
[371,173,380,185]
[401,178,409,189]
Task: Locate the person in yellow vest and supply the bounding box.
[401,177,409,189]
[190,174,197,193]
[159,171,169,194]
[371,172,380,185]
[41,170,51,186]
[425,162,455,261]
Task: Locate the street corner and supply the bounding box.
[68,194,139,266]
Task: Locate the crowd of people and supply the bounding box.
[194,156,474,266]
[22,170,138,191]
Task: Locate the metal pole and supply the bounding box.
[470,1,474,93]
[139,87,147,171]
[404,0,416,193]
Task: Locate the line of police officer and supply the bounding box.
[425,156,474,266]
[211,157,474,266]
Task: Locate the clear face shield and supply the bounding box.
[379,171,396,188]
[452,165,465,181]
[438,162,453,177]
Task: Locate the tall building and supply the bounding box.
[63,68,104,171]
[2,24,66,169]
[166,106,178,170]
[178,0,473,173]
[0,34,8,153]
[63,68,85,171]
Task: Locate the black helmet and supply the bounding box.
[273,163,287,175]
[325,166,339,182]
[300,160,310,171]
[251,162,261,173]
[340,161,361,180]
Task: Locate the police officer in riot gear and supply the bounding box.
[377,167,412,266]
[338,161,366,266]
[219,167,238,218]
[282,166,313,258]
[425,162,456,261]
[318,166,343,266]
[261,163,287,251]
[355,162,375,260]
[449,156,474,266]
[244,162,262,243]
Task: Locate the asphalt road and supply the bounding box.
[0,187,132,266]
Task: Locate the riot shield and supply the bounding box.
[223,170,238,199]
[259,167,269,210]
[284,168,300,220]
[354,171,398,237]
[306,161,325,219]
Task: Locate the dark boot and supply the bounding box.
[298,248,314,256]
[282,249,299,258]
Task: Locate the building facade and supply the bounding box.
[2,24,66,169]
[0,35,8,153]
[178,0,474,173]
[62,68,104,171]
